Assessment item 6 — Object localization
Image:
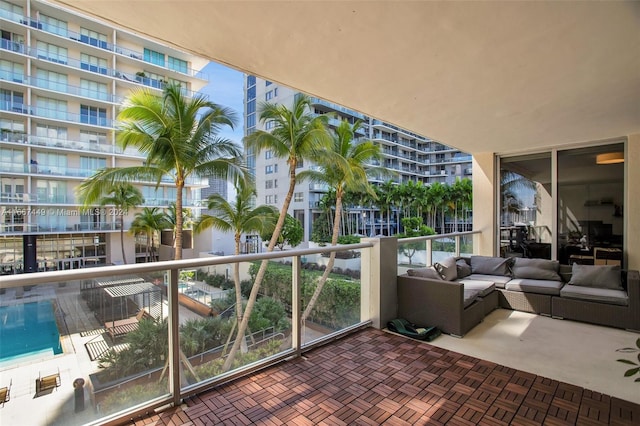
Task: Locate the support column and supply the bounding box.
[361,236,397,329]
[472,153,497,256]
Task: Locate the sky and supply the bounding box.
[198,61,245,144]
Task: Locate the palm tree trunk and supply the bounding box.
[175,181,184,260]
[146,231,151,262]
[222,164,296,372]
[233,234,248,354]
[302,190,343,323]
[233,234,243,321]
[120,216,127,264]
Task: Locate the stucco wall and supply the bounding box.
[472,153,496,256]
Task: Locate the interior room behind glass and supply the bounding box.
[499,142,624,266]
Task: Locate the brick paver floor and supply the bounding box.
[133,328,639,425]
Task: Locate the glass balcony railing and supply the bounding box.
[308,97,366,120]
[0,100,28,115]
[0,221,133,234]
[397,230,479,270]
[0,130,28,143]
[0,239,386,425]
[28,76,119,103]
[0,192,68,204]
[31,105,113,127]
[0,38,25,54]
[0,45,199,98]
[0,69,26,84]
[0,9,208,81]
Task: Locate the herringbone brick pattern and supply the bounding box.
[132,328,639,425]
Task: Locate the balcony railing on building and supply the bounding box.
[0,9,208,81]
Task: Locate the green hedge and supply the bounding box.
[248,262,360,329]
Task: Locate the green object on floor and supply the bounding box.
[387,318,441,341]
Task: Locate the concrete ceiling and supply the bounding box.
[51,1,640,154]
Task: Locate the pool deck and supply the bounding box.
[0,280,208,425]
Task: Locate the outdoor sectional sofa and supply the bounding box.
[397,255,640,337]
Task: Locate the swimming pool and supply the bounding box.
[0,301,62,362]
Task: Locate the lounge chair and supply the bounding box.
[0,379,11,405]
[36,369,60,394]
[105,309,150,341]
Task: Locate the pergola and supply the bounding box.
[81,277,163,323]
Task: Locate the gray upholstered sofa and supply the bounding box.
[397,255,640,337]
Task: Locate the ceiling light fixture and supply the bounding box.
[596,152,624,164]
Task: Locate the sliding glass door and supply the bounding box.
[499,141,625,266]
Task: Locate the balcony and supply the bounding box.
[17,47,197,97]
[29,135,145,158]
[0,234,637,425]
[28,76,119,103]
[0,10,207,81]
[30,106,113,128]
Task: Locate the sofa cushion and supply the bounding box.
[568,264,623,290]
[463,288,482,308]
[407,266,442,280]
[456,259,472,278]
[458,279,495,297]
[466,274,512,288]
[505,278,564,296]
[560,284,628,306]
[470,256,511,276]
[512,258,561,281]
[434,256,458,281]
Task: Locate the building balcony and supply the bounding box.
[27,76,119,103]
[28,135,145,158]
[28,105,113,128]
[0,10,208,81]
[0,46,198,97]
[0,233,637,425]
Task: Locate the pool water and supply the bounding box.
[0,301,62,362]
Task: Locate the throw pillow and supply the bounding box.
[470,256,511,276]
[568,264,623,290]
[434,256,458,281]
[512,258,561,281]
[407,266,442,280]
[456,259,472,278]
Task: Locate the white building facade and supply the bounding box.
[245,77,473,243]
[0,0,209,273]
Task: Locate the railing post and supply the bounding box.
[455,235,461,257]
[361,237,398,329]
[167,267,181,406]
[426,239,433,266]
[292,255,301,356]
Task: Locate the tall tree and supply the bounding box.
[78,182,143,264]
[223,94,332,371]
[165,202,193,257]
[298,119,385,324]
[130,207,167,262]
[378,180,397,236]
[76,82,245,259]
[194,180,277,337]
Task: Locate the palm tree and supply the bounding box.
[76,82,245,260]
[378,180,397,236]
[130,207,166,262]
[223,94,332,372]
[165,202,193,257]
[78,182,143,264]
[194,180,277,333]
[427,181,446,232]
[298,119,385,324]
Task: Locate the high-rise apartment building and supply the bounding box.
[0,0,209,274]
[245,77,473,242]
